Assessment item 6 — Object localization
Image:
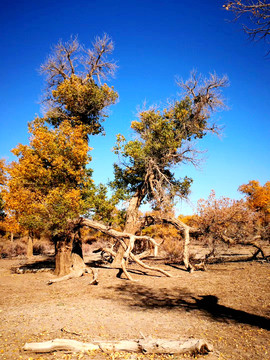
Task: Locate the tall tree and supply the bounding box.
[4,120,91,273]
[110,72,228,265]
[4,35,118,276]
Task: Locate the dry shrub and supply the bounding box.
[142,223,184,260]
[33,238,53,255]
[194,190,261,255]
[0,236,53,258]
[161,236,184,261]
[82,237,112,256]
[0,238,26,258]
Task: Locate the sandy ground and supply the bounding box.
[0,257,269,360]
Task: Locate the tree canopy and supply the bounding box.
[41,35,118,136]
[3,119,91,235]
[239,180,270,217]
[110,72,228,234]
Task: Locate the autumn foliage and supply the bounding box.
[3,119,91,235]
[239,180,270,217]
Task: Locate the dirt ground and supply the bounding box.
[0,256,269,360]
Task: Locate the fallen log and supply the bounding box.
[23,337,213,355]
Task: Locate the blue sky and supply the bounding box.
[0,0,269,214]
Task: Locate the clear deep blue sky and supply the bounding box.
[0,0,269,214]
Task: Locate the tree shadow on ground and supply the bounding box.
[112,283,270,331]
[11,257,55,273]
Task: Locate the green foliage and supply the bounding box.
[111,72,227,214]
[83,182,123,225]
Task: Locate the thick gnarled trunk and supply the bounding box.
[54,237,73,276]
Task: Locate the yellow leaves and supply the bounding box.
[239,180,270,215]
[0,159,7,186]
[4,118,92,233]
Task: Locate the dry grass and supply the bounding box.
[0,237,54,258]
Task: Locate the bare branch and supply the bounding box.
[40,36,80,89]
[83,34,117,83]
[224,1,270,50]
[40,34,117,91]
[178,72,229,116]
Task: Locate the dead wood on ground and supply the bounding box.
[23,337,213,355]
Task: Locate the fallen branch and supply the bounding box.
[23,337,213,355]
[81,218,170,280]
[143,214,197,272]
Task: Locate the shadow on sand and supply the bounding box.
[112,283,270,331]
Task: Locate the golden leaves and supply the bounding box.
[4,118,92,233]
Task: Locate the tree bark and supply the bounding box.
[146,215,196,272]
[112,186,145,267]
[48,252,98,285]
[54,236,73,276]
[26,233,34,259]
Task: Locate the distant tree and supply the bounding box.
[239,180,270,239]
[0,159,6,222]
[224,1,270,52]
[239,180,270,214]
[195,190,260,249]
[110,72,228,266]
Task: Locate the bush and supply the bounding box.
[0,238,26,258]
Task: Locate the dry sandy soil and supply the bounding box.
[0,256,269,360]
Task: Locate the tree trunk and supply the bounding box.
[27,234,34,259]
[54,230,84,277]
[183,227,191,271]
[124,194,142,234]
[112,190,144,267]
[54,238,73,276]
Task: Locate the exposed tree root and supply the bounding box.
[23,337,213,355]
